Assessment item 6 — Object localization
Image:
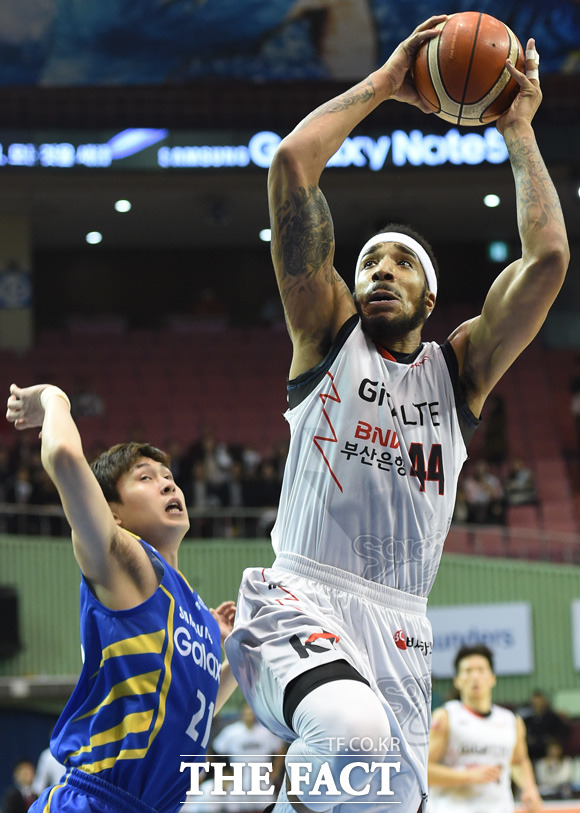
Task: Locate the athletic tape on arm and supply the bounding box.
[40,385,71,410]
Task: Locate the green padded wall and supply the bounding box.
[1,536,579,708]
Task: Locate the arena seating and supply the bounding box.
[3,322,292,455]
[2,316,579,558]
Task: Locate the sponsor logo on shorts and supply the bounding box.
[393,629,433,657]
[393,630,407,650]
[289,630,340,659]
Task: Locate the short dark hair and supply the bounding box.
[454,643,495,674]
[91,442,171,503]
[370,222,440,290]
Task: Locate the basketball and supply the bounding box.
[413,12,525,127]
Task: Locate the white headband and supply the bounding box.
[355,232,438,298]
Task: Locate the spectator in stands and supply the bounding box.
[534,738,574,800]
[10,432,40,471]
[269,439,289,480]
[240,443,262,478]
[242,459,282,537]
[482,393,509,468]
[189,425,233,506]
[1,758,38,812]
[31,467,64,536]
[5,465,36,534]
[452,479,469,523]
[164,436,190,495]
[518,690,571,762]
[6,465,33,505]
[227,460,245,510]
[462,459,506,525]
[505,458,539,506]
[211,703,286,812]
[31,468,60,506]
[190,460,212,509]
[0,442,13,502]
[189,459,217,538]
[0,442,14,531]
[69,377,105,418]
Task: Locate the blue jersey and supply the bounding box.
[50,539,221,812]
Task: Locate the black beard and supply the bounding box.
[354,292,430,347]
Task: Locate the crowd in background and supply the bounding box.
[0,425,289,539]
[0,388,542,537]
[451,393,540,526]
[454,456,539,527]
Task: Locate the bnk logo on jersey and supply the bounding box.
[290,630,340,660]
[393,629,433,656]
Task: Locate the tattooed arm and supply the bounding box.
[268,16,447,378]
[450,39,569,418]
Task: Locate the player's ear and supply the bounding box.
[109,503,124,527]
[425,290,436,319]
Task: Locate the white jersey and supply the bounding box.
[429,700,518,813]
[272,317,475,597]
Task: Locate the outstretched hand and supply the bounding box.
[6,383,50,430]
[496,38,542,134]
[380,15,447,110]
[210,600,236,645]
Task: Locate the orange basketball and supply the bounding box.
[413,12,525,127]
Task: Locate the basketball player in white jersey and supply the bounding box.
[225,15,568,813]
[429,644,542,812]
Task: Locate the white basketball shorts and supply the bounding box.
[225,552,434,808]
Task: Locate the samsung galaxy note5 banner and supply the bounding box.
[428,602,534,678]
[0,126,509,172]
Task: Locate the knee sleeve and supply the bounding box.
[284,680,391,812]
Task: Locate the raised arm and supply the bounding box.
[6,383,156,610]
[268,15,447,377]
[450,40,569,418]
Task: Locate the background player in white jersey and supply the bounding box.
[428,644,542,812]
[225,15,568,813]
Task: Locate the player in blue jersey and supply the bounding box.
[6,382,237,813]
[225,16,569,813]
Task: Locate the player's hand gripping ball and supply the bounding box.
[413,11,525,126]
